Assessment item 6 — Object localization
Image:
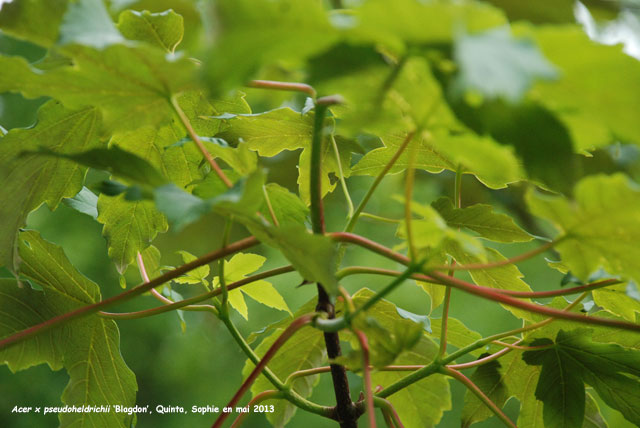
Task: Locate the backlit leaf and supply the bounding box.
[117,9,183,52]
[0,101,101,273]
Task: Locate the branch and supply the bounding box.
[0,237,258,350]
[212,314,316,428]
[441,367,516,428]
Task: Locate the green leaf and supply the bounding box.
[0,231,137,427]
[204,0,337,93]
[63,186,99,219]
[0,43,196,131]
[429,317,483,357]
[353,130,524,189]
[98,195,168,274]
[58,0,124,49]
[217,253,290,320]
[454,27,557,102]
[483,0,619,24]
[138,244,163,280]
[117,9,183,52]
[461,355,509,427]
[174,250,210,287]
[523,329,640,427]
[446,245,535,321]
[530,25,640,152]
[243,323,325,428]
[526,173,640,283]
[0,101,101,272]
[260,183,309,227]
[432,197,533,243]
[592,283,640,322]
[0,0,68,47]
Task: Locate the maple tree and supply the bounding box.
[1,0,640,427]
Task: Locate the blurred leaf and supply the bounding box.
[58,0,124,49]
[527,174,640,283]
[483,0,620,24]
[432,197,533,243]
[454,27,557,102]
[0,0,68,47]
[352,0,506,54]
[0,231,138,427]
[523,329,640,427]
[0,101,101,273]
[243,324,325,428]
[174,250,210,287]
[139,244,163,280]
[0,44,196,131]
[461,356,508,427]
[63,186,98,219]
[117,9,183,52]
[204,0,337,93]
[531,25,640,152]
[215,253,290,320]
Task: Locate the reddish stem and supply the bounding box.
[330,232,640,332]
[212,314,315,428]
[355,330,376,428]
[0,237,258,351]
[229,390,282,428]
[100,266,295,320]
[248,80,316,98]
[442,367,516,428]
[137,252,172,305]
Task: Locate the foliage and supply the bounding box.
[1,1,640,428]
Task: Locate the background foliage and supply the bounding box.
[1,0,640,427]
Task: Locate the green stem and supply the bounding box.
[218,220,233,314]
[437,164,463,359]
[0,237,259,351]
[359,213,402,224]
[441,367,516,428]
[310,103,328,235]
[331,134,354,219]
[373,397,404,428]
